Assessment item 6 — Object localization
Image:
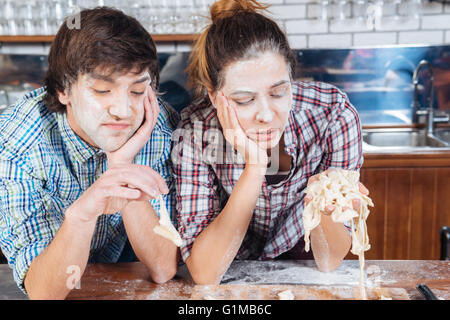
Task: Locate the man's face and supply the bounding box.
[63,69,151,152]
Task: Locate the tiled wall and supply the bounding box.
[0,0,450,54]
[266,0,450,49]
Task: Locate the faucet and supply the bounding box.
[412,60,449,135]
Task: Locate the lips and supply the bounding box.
[248,129,279,142]
[102,122,131,131]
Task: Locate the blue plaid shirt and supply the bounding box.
[0,87,179,293]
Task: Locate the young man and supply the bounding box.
[0,7,180,299]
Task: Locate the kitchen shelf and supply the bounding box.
[0,34,199,43]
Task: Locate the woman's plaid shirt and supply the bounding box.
[172,81,364,262]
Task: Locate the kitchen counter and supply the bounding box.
[0,260,448,300]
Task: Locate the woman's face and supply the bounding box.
[217,52,292,150]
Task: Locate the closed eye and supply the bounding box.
[234,98,254,106]
[271,87,288,98]
[93,89,110,94]
[131,91,145,96]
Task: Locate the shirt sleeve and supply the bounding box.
[171,124,223,262]
[319,96,364,172]
[0,160,62,294]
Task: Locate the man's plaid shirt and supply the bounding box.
[0,87,179,293]
[172,81,364,262]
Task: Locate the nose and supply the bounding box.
[255,99,274,123]
[108,93,132,119]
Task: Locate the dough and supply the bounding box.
[153,195,183,247]
[302,169,374,300]
[278,290,295,300]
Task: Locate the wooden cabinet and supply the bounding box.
[345,152,450,260]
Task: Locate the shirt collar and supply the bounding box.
[55,112,105,163]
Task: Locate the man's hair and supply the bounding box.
[44,7,159,113]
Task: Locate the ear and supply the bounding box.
[57,89,70,106]
[207,88,217,108]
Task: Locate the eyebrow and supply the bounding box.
[89,73,151,85]
[230,80,290,96]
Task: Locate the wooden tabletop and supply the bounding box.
[66,260,449,300]
[0,260,448,300]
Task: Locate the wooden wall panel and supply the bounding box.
[409,168,437,259]
[435,168,450,259]
[360,169,387,260]
[384,169,411,259]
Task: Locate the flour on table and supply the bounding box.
[278,290,295,300]
[153,195,183,247]
[302,169,374,299]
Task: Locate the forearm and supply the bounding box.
[187,165,265,284]
[121,200,178,283]
[310,215,351,272]
[24,208,97,299]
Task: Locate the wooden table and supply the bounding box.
[66,260,449,300]
[0,260,448,300]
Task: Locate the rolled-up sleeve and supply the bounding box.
[172,124,222,262]
[0,160,61,294]
[320,97,364,172]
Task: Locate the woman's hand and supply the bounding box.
[106,86,160,167]
[214,92,268,172]
[304,168,369,215]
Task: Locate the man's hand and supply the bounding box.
[66,164,169,224]
[304,168,369,215]
[107,86,160,167]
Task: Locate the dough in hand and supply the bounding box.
[153,195,183,247]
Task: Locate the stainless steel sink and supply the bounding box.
[362,128,450,153]
[435,129,450,144]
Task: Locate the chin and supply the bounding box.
[96,138,128,153]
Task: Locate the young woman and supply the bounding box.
[172,0,369,284]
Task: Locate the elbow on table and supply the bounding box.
[186,258,221,285]
[148,266,177,284]
[315,256,344,273]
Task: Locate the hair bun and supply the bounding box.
[210,0,269,24]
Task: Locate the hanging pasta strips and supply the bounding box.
[303,169,374,299]
[153,195,183,247]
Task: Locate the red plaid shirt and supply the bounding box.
[172,81,363,262]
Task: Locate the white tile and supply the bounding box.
[398,31,444,45]
[445,30,450,44]
[0,43,47,55]
[262,0,284,4]
[156,43,176,53]
[308,33,352,48]
[307,4,321,19]
[288,35,308,49]
[285,19,328,34]
[445,4,450,14]
[175,43,193,52]
[377,16,420,31]
[330,18,371,33]
[285,0,315,3]
[267,5,307,20]
[353,32,397,46]
[421,14,450,30]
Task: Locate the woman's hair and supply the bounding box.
[44,7,159,113]
[187,0,296,101]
